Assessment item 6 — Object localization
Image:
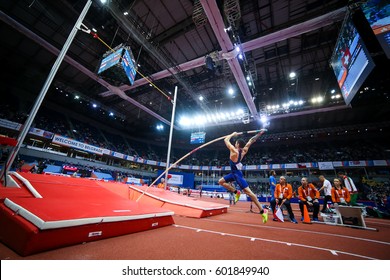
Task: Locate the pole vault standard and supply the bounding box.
[163,86,178,188]
[0,0,93,185]
[136,129,267,202]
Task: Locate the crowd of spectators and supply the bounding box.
[70,118,106,148]
[2,105,389,166]
[104,131,133,155]
[33,113,70,137]
[0,104,28,124]
[235,141,388,165]
[3,101,390,220]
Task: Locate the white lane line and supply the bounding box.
[331,250,338,256]
[202,219,390,246]
[174,224,378,260]
[228,209,390,227]
[365,220,390,226]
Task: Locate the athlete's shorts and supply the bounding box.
[223,170,249,189]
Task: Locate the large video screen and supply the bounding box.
[190,132,206,144]
[98,47,137,85]
[361,0,390,59]
[330,12,376,105]
[122,49,137,85]
[97,48,123,74]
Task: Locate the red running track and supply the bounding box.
[1,195,389,260]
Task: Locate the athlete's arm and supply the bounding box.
[224,132,237,152]
[243,130,265,153]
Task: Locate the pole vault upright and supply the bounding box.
[0,0,92,185]
[164,86,178,188]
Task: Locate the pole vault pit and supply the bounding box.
[97,44,137,86]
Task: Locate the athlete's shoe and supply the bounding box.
[234,190,241,203]
[261,209,268,224]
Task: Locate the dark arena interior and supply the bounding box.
[0,0,390,277]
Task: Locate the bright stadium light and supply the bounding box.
[179,116,191,127]
[156,124,164,130]
[311,96,324,103]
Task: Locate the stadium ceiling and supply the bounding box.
[1,0,389,141]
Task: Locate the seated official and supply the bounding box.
[298,177,320,221]
[157,178,166,189]
[270,176,298,223]
[331,178,351,206]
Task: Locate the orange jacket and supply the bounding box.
[298,184,319,202]
[331,187,351,203]
[157,183,165,189]
[274,183,293,200]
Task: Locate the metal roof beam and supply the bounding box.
[103,7,346,104]
[0,9,177,129]
[242,7,346,51]
[107,3,210,113]
[199,0,258,119]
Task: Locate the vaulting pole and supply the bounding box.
[136,129,267,202]
[163,86,178,189]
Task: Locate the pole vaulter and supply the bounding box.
[136,129,267,202]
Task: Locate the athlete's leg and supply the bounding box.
[242,187,263,212]
[242,187,268,223]
[218,174,236,192]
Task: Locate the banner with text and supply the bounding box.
[52,134,104,155]
[0,118,22,131]
[318,162,334,170]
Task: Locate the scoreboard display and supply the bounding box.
[330,11,375,105]
[97,48,123,74]
[361,0,390,59]
[122,49,137,85]
[97,46,137,85]
[190,132,206,144]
